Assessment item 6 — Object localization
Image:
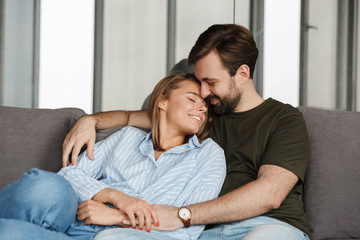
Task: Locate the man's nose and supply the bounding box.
[200,84,211,98]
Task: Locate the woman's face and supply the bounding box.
[162,80,207,136]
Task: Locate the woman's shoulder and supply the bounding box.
[108,126,148,140]
[199,137,224,155]
[200,137,221,147]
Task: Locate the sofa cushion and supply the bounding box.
[299,107,360,240]
[0,106,86,190]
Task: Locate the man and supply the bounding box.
[62,24,311,240]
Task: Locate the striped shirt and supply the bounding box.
[58,126,226,240]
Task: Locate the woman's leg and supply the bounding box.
[0,168,78,232]
[0,218,74,240]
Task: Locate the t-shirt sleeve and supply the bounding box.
[261,109,309,182]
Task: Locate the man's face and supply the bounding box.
[194,51,241,115]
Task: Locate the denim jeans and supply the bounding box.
[94,228,179,240]
[198,216,310,240]
[0,168,102,240]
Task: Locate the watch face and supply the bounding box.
[179,208,191,220]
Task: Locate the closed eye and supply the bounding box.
[188,98,195,103]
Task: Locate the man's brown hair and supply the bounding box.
[188,24,259,78]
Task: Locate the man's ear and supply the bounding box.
[236,64,251,84]
[157,95,168,111]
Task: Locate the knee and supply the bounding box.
[13,169,77,209]
[243,224,299,240]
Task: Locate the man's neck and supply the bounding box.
[233,81,265,112]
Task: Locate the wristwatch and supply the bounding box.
[178,207,192,228]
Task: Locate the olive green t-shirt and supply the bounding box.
[210,98,311,239]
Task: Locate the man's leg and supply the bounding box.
[198,216,309,240]
[242,221,309,240]
[94,228,178,240]
[0,168,78,232]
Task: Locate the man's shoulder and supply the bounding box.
[265,98,303,120]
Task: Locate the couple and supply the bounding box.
[1,24,311,240]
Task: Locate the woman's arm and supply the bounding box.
[60,128,159,231]
[92,188,159,231]
[62,110,150,167]
[152,140,226,239]
[77,200,130,227]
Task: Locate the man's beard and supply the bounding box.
[208,92,241,115]
[206,76,241,115]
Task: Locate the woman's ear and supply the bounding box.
[157,95,168,111]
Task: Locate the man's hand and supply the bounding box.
[77,200,130,227]
[151,205,183,231]
[62,115,96,167]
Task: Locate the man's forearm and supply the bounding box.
[189,165,298,225]
[189,180,274,225]
[90,110,150,130]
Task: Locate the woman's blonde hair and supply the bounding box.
[147,74,212,151]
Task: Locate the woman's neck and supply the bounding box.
[158,130,186,151]
[154,133,185,161]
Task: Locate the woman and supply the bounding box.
[0,74,226,240]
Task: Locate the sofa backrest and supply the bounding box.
[0,106,86,189]
[299,106,360,240]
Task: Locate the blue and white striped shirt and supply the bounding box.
[58,126,226,240]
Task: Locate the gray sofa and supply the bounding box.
[0,105,359,240]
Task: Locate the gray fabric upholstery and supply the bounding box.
[0,106,86,189]
[1,104,360,240]
[299,107,360,240]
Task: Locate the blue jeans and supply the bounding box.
[94,228,178,240]
[0,168,101,240]
[198,216,310,240]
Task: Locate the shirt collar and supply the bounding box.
[139,132,202,156]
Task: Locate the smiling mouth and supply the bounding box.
[189,115,202,124]
[207,96,220,105]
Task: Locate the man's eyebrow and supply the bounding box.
[201,77,217,82]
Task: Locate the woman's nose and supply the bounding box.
[198,103,207,112]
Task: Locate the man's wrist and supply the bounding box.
[80,114,97,128]
[178,206,192,228]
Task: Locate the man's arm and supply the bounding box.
[189,164,298,224]
[62,110,150,167]
[152,164,298,229]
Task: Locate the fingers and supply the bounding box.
[62,138,72,167]
[76,201,91,222]
[70,142,83,166]
[135,208,145,230]
[143,208,152,232]
[125,209,137,229]
[144,205,159,231]
[61,115,97,167]
[86,138,95,160]
[124,205,158,232]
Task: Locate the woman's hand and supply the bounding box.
[114,194,159,232]
[62,115,97,167]
[77,200,130,227]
